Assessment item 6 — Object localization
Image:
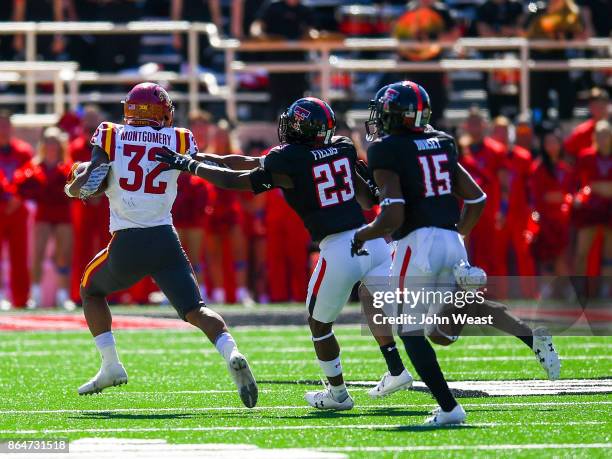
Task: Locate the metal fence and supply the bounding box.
[0,21,610,124]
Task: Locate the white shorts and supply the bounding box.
[391,227,468,334]
[307,229,391,323]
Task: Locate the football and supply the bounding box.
[67,161,109,196]
[67,161,88,184]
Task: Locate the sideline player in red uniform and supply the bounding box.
[0,110,33,308]
[573,120,612,277]
[14,127,74,309]
[68,106,110,303]
[530,127,574,278]
[204,120,253,305]
[564,88,610,158]
[0,169,16,309]
[491,116,536,283]
[64,83,257,407]
[265,186,310,303]
[172,110,213,300]
[460,108,506,276]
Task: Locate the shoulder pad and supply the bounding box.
[173,127,197,155]
[91,122,118,160]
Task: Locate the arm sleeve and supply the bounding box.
[90,122,116,160]
[248,167,276,195]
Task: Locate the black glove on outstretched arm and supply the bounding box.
[156,146,200,174]
[355,159,380,200]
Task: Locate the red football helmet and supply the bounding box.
[122,82,174,128]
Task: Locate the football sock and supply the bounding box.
[476,300,534,349]
[329,383,349,403]
[94,331,120,367]
[518,335,534,349]
[379,342,405,376]
[400,335,457,412]
[317,356,348,402]
[215,332,237,363]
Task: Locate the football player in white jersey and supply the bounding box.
[64,82,258,408]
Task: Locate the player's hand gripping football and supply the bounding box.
[156,147,200,174]
[350,233,369,257]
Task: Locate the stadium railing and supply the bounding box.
[0,21,610,124]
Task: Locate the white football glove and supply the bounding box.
[453,260,487,294]
[79,163,110,200]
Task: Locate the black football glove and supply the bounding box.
[355,159,379,200]
[156,146,200,174]
[350,234,369,257]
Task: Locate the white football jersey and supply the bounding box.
[91,122,198,232]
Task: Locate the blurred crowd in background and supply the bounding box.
[0,87,610,309]
[0,0,611,309]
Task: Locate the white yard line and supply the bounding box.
[2,400,611,416]
[322,443,612,452]
[2,348,612,364]
[1,331,604,348]
[1,421,608,436]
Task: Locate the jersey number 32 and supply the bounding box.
[119,144,168,194]
[313,157,355,208]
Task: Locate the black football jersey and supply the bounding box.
[367,129,461,240]
[258,136,366,241]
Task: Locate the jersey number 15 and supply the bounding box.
[418,153,451,197]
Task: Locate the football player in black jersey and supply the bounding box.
[156,97,413,410]
[354,81,560,425]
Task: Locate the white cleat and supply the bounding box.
[78,363,128,395]
[532,327,561,380]
[368,369,413,399]
[305,387,354,411]
[228,352,258,408]
[424,404,466,426]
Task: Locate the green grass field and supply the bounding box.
[1,323,611,457]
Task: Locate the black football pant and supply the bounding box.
[80,225,203,320]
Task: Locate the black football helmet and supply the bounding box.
[365,81,432,140]
[278,97,336,146]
